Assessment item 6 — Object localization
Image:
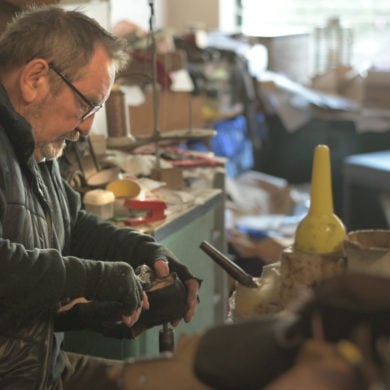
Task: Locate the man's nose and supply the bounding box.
[77,115,95,136]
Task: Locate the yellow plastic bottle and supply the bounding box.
[294,144,346,254]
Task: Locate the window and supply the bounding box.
[237,0,390,75]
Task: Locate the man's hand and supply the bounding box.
[153,259,199,326]
[122,291,149,327]
[183,278,199,323]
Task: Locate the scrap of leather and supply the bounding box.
[108,333,212,390]
[58,297,89,313]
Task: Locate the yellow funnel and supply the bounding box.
[294,144,346,254]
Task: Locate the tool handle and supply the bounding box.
[159,323,175,352]
[200,241,257,288]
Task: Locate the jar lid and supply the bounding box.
[84,189,115,205]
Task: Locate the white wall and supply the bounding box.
[61,0,110,29]
[110,0,165,31]
[219,0,237,33]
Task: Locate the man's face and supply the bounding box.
[29,45,115,161]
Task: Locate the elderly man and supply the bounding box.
[0,5,200,389]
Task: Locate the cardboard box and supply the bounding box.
[228,229,292,264]
[235,170,293,215]
[157,50,187,72]
[117,50,187,87]
[128,91,204,136]
[363,68,390,109]
[311,66,363,101]
[248,31,311,84]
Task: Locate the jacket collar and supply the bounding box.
[0,82,35,162]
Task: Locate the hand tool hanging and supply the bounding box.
[148,0,161,172]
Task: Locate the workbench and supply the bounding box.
[343,150,390,230]
[63,186,228,359]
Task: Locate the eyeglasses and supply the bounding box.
[48,63,103,121]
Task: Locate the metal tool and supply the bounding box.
[159,323,175,352]
[200,240,258,288]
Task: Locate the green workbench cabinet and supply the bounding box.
[63,189,228,359]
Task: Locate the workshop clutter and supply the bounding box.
[83,176,170,227]
[86,167,121,188]
[117,48,187,90]
[210,114,254,178]
[194,272,390,390]
[311,61,390,110]
[105,85,135,148]
[363,67,390,109]
[314,16,353,76]
[105,178,168,226]
[83,189,115,220]
[227,143,390,325]
[225,170,305,274]
[106,178,143,218]
[230,235,346,319]
[228,145,348,320]
[128,90,204,137]
[345,229,390,276]
[113,24,205,138]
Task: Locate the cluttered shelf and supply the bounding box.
[137,187,224,241]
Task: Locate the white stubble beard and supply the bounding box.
[35,130,80,161]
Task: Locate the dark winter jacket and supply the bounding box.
[0,83,195,389]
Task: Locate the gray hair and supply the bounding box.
[0,6,129,79]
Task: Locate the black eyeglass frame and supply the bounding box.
[48,63,102,121]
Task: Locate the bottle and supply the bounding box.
[314,16,353,74]
[105,84,135,148]
[294,144,346,254]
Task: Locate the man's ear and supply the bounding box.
[19,59,51,103]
